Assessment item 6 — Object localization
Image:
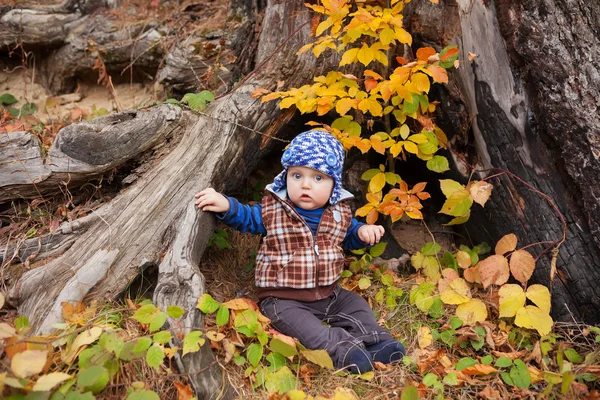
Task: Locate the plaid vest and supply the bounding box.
[255,193,352,289]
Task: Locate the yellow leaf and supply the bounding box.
[261,92,282,102]
[302,349,334,369]
[418,326,433,349]
[509,250,536,284]
[335,98,354,115]
[440,278,471,305]
[357,43,374,66]
[498,284,526,318]
[411,72,431,93]
[426,65,448,84]
[390,142,403,157]
[62,327,103,364]
[222,298,258,311]
[316,18,333,36]
[374,50,388,66]
[370,137,386,155]
[355,204,374,217]
[478,255,510,289]
[358,98,369,113]
[439,189,472,216]
[526,284,551,313]
[408,133,428,144]
[439,179,465,197]
[0,322,16,339]
[12,350,47,379]
[438,268,460,293]
[380,28,396,45]
[394,27,412,45]
[456,298,488,325]
[468,181,493,206]
[368,99,383,116]
[296,43,313,55]
[515,306,553,336]
[33,372,72,392]
[280,97,296,109]
[456,251,472,268]
[404,141,419,154]
[364,70,383,80]
[495,233,518,255]
[369,173,386,193]
[340,48,359,66]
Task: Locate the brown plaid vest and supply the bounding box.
[255,193,352,289]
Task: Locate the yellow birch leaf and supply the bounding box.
[380,28,396,45]
[335,98,354,115]
[456,251,472,268]
[509,250,536,284]
[411,73,431,93]
[394,27,412,45]
[498,284,526,318]
[355,204,374,217]
[456,298,488,325]
[426,64,448,83]
[357,44,374,66]
[495,233,518,255]
[440,278,471,305]
[33,372,72,392]
[526,284,551,313]
[369,173,386,193]
[340,48,359,66]
[478,255,510,288]
[390,142,403,157]
[316,18,333,36]
[515,305,553,336]
[404,141,419,154]
[374,50,389,66]
[12,350,47,379]
[280,97,296,109]
[468,181,493,207]
[439,179,465,197]
[418,326,433,349]
[358,98,370,113]
[368,99,383,116]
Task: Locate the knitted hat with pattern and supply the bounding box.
[272,130,345,205]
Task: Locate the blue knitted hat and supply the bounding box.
[272,130,345,205]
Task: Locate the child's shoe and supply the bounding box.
[366,339,405,364]
[343,347,374,374]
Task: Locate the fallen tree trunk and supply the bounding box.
[5,0,340,396]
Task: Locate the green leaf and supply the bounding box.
[426,155,450,173]
[495,356,513,368]
[264,366,297,395]
[449,316,463,329]
[369,242,387,258]
[501,371,514,386]
[439,46,459,69]
[133,337,153,353]
[183,331,205,356]
[119,341,146,361]
[358,277,371,290]
[15,316,29,332]
[422,373,439,386]
[380,274,394,287]
[127,391,160,400]
[153,331,172,345]
[234,309,259,331]
[20,103,37,116]
[181,93,207,111]
[421,242,441,256]
[99,332,124,355]
[385,294,397,310]
[455,357,478,371]
[428,296,444,319]
[233,354,246,366]
[133,304,157,324]
[165,98,179,104]
[481,355,493,365]
[166,306,184,319]
[145,346,164,371]
[443,372,458,385]
[65,392,96,400]
[400,384,419,400]
[149,312,167,332]
[266,352,287,372]
[403,94,420,114]
[510,359,531,389]
[197,294,220,314]
[341,270,353,278]
[564,348,583,363]
[270,337,298,357]
[216,305,230,327]
[439,190,473,216]
[0,93,18,105]
[198,90,215,103]
[301,349,334,369]
[77,365,109,394]
[247,343,264,367]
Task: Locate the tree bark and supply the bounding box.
[406,0,600,324]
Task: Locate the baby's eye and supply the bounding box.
[315,175,323,181]
[293,173,302,179]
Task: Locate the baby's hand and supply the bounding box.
[194,188,230,213]
[358,224,385,246]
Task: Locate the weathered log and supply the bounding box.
[0,105,181,203]
[405,0,600,324]
[6,0,339,397]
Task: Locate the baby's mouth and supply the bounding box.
[300,194,312,201]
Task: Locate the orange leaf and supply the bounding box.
[310,14,321,36]
[509,250,536,284]
[222,298,258,311]
[366,208,379,225]
[416,47,437,62]
[364,70,383,80]
[478,255,510,289]
[174,381,194,400]
[461,364,497,375]
[495,233,518,255]
[440,47,459,62]
[426,65,448,83]
[464,265,481,284]
[261,92,282,102]
[412,182,427,193]
[396,56,409,65]
[478,385,501,399]
[364,78,378,91]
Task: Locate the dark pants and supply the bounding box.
[259,285,393,369]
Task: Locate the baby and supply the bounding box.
[195,130,405,373]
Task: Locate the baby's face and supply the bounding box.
[286,166,334,210]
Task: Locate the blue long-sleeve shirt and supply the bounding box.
[217,196,366,250]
